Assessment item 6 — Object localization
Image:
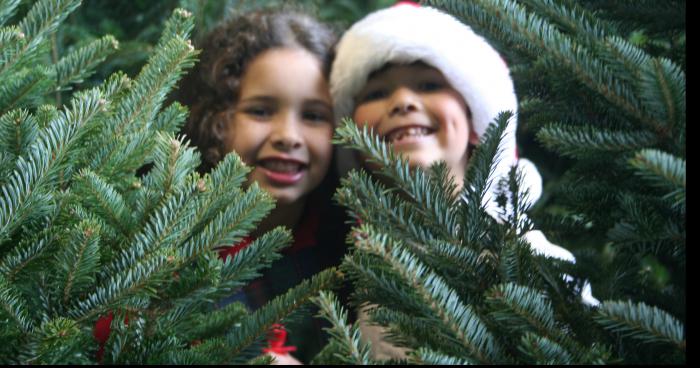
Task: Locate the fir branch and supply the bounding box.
[485,282,584,357]
[460,112,510,245]
[313,290,373,365]
[31,317,92,364]
[0,0,80,78]
[152,101,188,133]
[216,226,289,292]
[353,226,503,363]
[637,57,685,134]
[0,25,25,69]
[72,169,134,238]
[110,35,196,137]
[176,182,275,263]
[0,273,34,332]
[0,0,21,26]
[409,347,474,365]
[156,8,194,49]
[160,227,289,325]
[370,306,469,359]
[102,186,191,280]
[517,332,572,364]
[52,34,119,90]
[54,219,101,305]
[0,88,105,243]
[335,169,445,249]
[132,133,199,225]
[629,149,685,210]
[178,302,248,342]
[518,0,610,44]
[537,123,657,159]
[0,109,38,158]
[186,151,250,237]
[335,119,460,239]
[427,0,666,136]
[91,33,197,170]
[223,268,341,363]
[596,300,685,352]
[0,67,53,115]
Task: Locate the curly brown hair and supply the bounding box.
[174,8,337,173]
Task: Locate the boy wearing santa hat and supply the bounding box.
[329,3,598,360]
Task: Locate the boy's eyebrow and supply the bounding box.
[305,99,332,109]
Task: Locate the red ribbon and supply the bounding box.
[261,323,297,354]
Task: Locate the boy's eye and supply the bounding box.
[417,81,443,92]
[302,110,330,123]
[360,88,388,102]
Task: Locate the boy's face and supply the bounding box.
[353,62,477,181]
[222,48,334,205]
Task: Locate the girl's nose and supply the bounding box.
[389,87,420,116]
[271,114,303,151]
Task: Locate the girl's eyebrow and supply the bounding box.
[238,95,276,104]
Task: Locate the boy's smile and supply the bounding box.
[353,62,478,181]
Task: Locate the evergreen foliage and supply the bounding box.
[0,0,339,363]
[315,0,684,364]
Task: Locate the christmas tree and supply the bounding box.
[0,0,338,363]
[314,0,684,364]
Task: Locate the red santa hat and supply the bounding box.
[330,3,543,213]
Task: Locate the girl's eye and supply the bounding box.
[360,88,387,102]
[245,106,273,119]
[417,81,443,92]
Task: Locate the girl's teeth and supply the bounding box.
[388,127,431,143]
[262,160,302,173]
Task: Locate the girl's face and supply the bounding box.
[353,62,478,182]
[222,48,334,205]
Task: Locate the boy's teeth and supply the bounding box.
[387,127,431,143]
[262,160,302,173]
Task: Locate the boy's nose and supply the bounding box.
[271,114,303,151]
[388,87,420,116]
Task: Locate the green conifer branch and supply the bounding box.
[629,149,685,209]
[409,347,474,365]
[313,290,374,365]
[0,0,21,26]
[91,35,197,171]
[426,0,667,136]
[152,102,188,133]
[55,219,101,305]
[0,0,80,78]
[223,268,341,363]
[335,119,459,239]
[0,109,38,158]
[0,88,104,243]
[72,169,134,238]
[0,233,50,281]
[0,68,52,115]
[596,300,685,352]
[537,124,658,159]
[517,332,572,364]
[353,225,502,363]
[52,34,119,90]
[0,273,34,333]
[0,25,25,70]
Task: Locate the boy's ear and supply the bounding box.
[468,129,480,145]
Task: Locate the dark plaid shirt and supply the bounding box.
[216,196,350,363]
